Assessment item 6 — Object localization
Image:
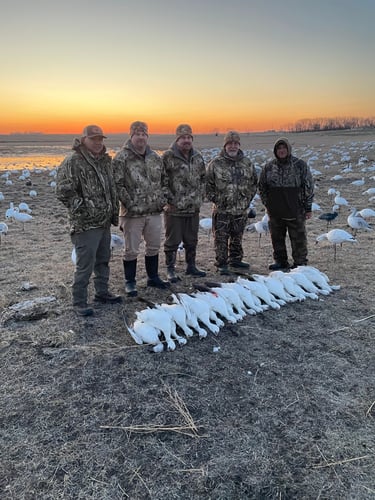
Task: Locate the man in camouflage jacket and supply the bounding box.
[56,125,121,316]
[258,137,314,270]
[162,124,206,282]
[112,121,169,296]
[206,131,258,274]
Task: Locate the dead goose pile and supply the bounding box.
[124,266,340,352]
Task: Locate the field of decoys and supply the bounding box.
[1,129,374,499]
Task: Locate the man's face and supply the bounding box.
[276,144,288,160]
[225,141,240,158]
[131,131,148,153]
[83,136,105,156]
[176,134,193,155]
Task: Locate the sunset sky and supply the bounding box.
[1,0,374,135]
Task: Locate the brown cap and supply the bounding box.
[176,124,193,140]
[82,125,107,138]
[130,121,149,137]
[223,131,240,146]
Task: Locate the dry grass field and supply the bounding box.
[0,130,374,499]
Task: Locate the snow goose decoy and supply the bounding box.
[357,208,375,219]
[347,208,372,236]
[315,229,357,262]
[199,217,213,240]
[0,221,8,244]
[334,191,349,208]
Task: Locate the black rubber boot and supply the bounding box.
[165,250,180,283]
[145,255,170,289]
[185,246,206,277]
[123,259,137,297]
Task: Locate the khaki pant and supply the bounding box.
[120,214,162,261]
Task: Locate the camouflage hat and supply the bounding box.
[130,121,149,136]
[223,131,240,146]
[176,124,193,140]
[82,125,107,138]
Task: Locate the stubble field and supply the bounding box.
[0,130,374,499]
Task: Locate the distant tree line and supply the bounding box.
[286,116,375,133]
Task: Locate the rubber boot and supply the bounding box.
[165,250,180,283]
[123,259,137,297]
[145,255,170,289]
[185,246,206,277]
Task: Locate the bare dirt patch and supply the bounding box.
[1,130,374,499]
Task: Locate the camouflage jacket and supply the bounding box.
[206,149,258,215]
[56,139,119,234]
[162,143,206,215]
[112,140,167,217]
[258,138,314,218]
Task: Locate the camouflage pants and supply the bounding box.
[268,216,308,266]
[212,212,247,267]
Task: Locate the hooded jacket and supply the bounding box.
[206,148,258,215]
[162,143,206,215]
[56,138,118,234]
[258,137,314,218]
[112,139,167,217]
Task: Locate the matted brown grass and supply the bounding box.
[0,130,374,499]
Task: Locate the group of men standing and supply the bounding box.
[56,123,314,316]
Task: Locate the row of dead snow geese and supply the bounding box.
[124,265,340,352]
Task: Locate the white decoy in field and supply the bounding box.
[334,191,349,208]
[350,177,365,186]
[0,221,8,244]
[357,208,375,219]
[246,218,269,246]
[110,233,124,255]
[315,229,357,261]
[12,209,33,231]
[362,187,375,196]
[18,202,32,213]
[5,202,15,219]
[199,217,213,239]
[327,187,337,196]
[347,208,372,236]
[311,202,322,212]
[29,190,37,198]
[177,241,185,262]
